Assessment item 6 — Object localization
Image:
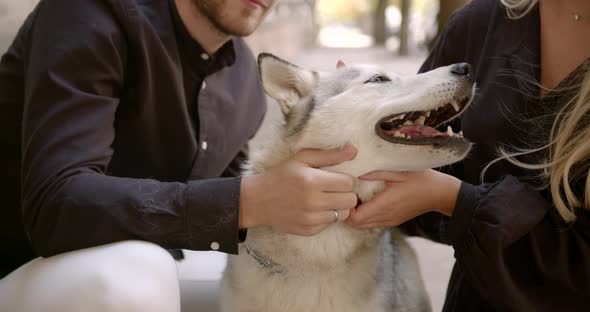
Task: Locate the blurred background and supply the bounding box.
[1,0,470,311]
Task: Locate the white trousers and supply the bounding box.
[0,241,181,312]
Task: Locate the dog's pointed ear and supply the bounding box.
[258,53,318,115]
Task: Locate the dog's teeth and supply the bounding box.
[425,111,431,117]
[403,120,414,126]
[451,100,460,112]
[446,126,453,136]
[416,116,426,126]
[459,131,464,137]
[397,114,405,120]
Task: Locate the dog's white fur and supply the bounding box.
[221,54,475,312]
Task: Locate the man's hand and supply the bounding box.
[347,169,461,229]
[240,145,358,236]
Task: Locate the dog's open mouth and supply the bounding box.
[376,96,471,146]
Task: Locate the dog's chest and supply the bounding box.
[228,269,384,312]
[243,224,384,269]
[222,226,391,312]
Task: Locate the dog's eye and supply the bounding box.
[365,75,391,83]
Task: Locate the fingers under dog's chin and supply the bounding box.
[345,209,365,225]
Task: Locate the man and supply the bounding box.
[0,0,358,310]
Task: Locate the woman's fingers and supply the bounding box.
[347,189,393,225]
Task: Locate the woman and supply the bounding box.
[347,0,590,311]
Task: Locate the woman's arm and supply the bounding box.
[447,176,590,310]
[348,170,590,310]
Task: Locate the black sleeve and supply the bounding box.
[21,0,242,257]
[221,144,251,242]
[446,176,590,311]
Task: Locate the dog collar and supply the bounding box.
[242,244,287,274]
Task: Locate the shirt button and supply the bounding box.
[201,141,208,151]
[201,81,207,90]
[210,241,220,251]
[200,53,209,61]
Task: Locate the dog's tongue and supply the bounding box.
[384,125,447,138]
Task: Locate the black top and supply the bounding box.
[402,1,590,311]
[0,0,266,277]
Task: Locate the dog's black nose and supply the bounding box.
[451,63,472,77]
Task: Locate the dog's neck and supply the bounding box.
[247,130,300,175]
[241,244,287,274]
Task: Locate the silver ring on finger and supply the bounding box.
[332,209,339,223]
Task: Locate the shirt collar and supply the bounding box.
[168,0,236,77]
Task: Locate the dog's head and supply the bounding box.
[258,53,475,174]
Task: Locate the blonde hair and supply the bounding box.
[485,0,590,222]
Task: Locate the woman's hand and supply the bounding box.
[347,169,461,229]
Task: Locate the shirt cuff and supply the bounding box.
[183,177,242,254]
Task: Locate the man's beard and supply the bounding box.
[193,0,259,37]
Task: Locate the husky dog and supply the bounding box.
[221,53,475,312]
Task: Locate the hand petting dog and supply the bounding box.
[239,145,358,236]
[347,169,461,229]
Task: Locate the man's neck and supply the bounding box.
[175,0,230,55]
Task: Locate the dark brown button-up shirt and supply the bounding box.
[403,0,590,311]
[0,0,266,277]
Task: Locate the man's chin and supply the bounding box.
[231,28,258,37]
[216,13,265,37]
